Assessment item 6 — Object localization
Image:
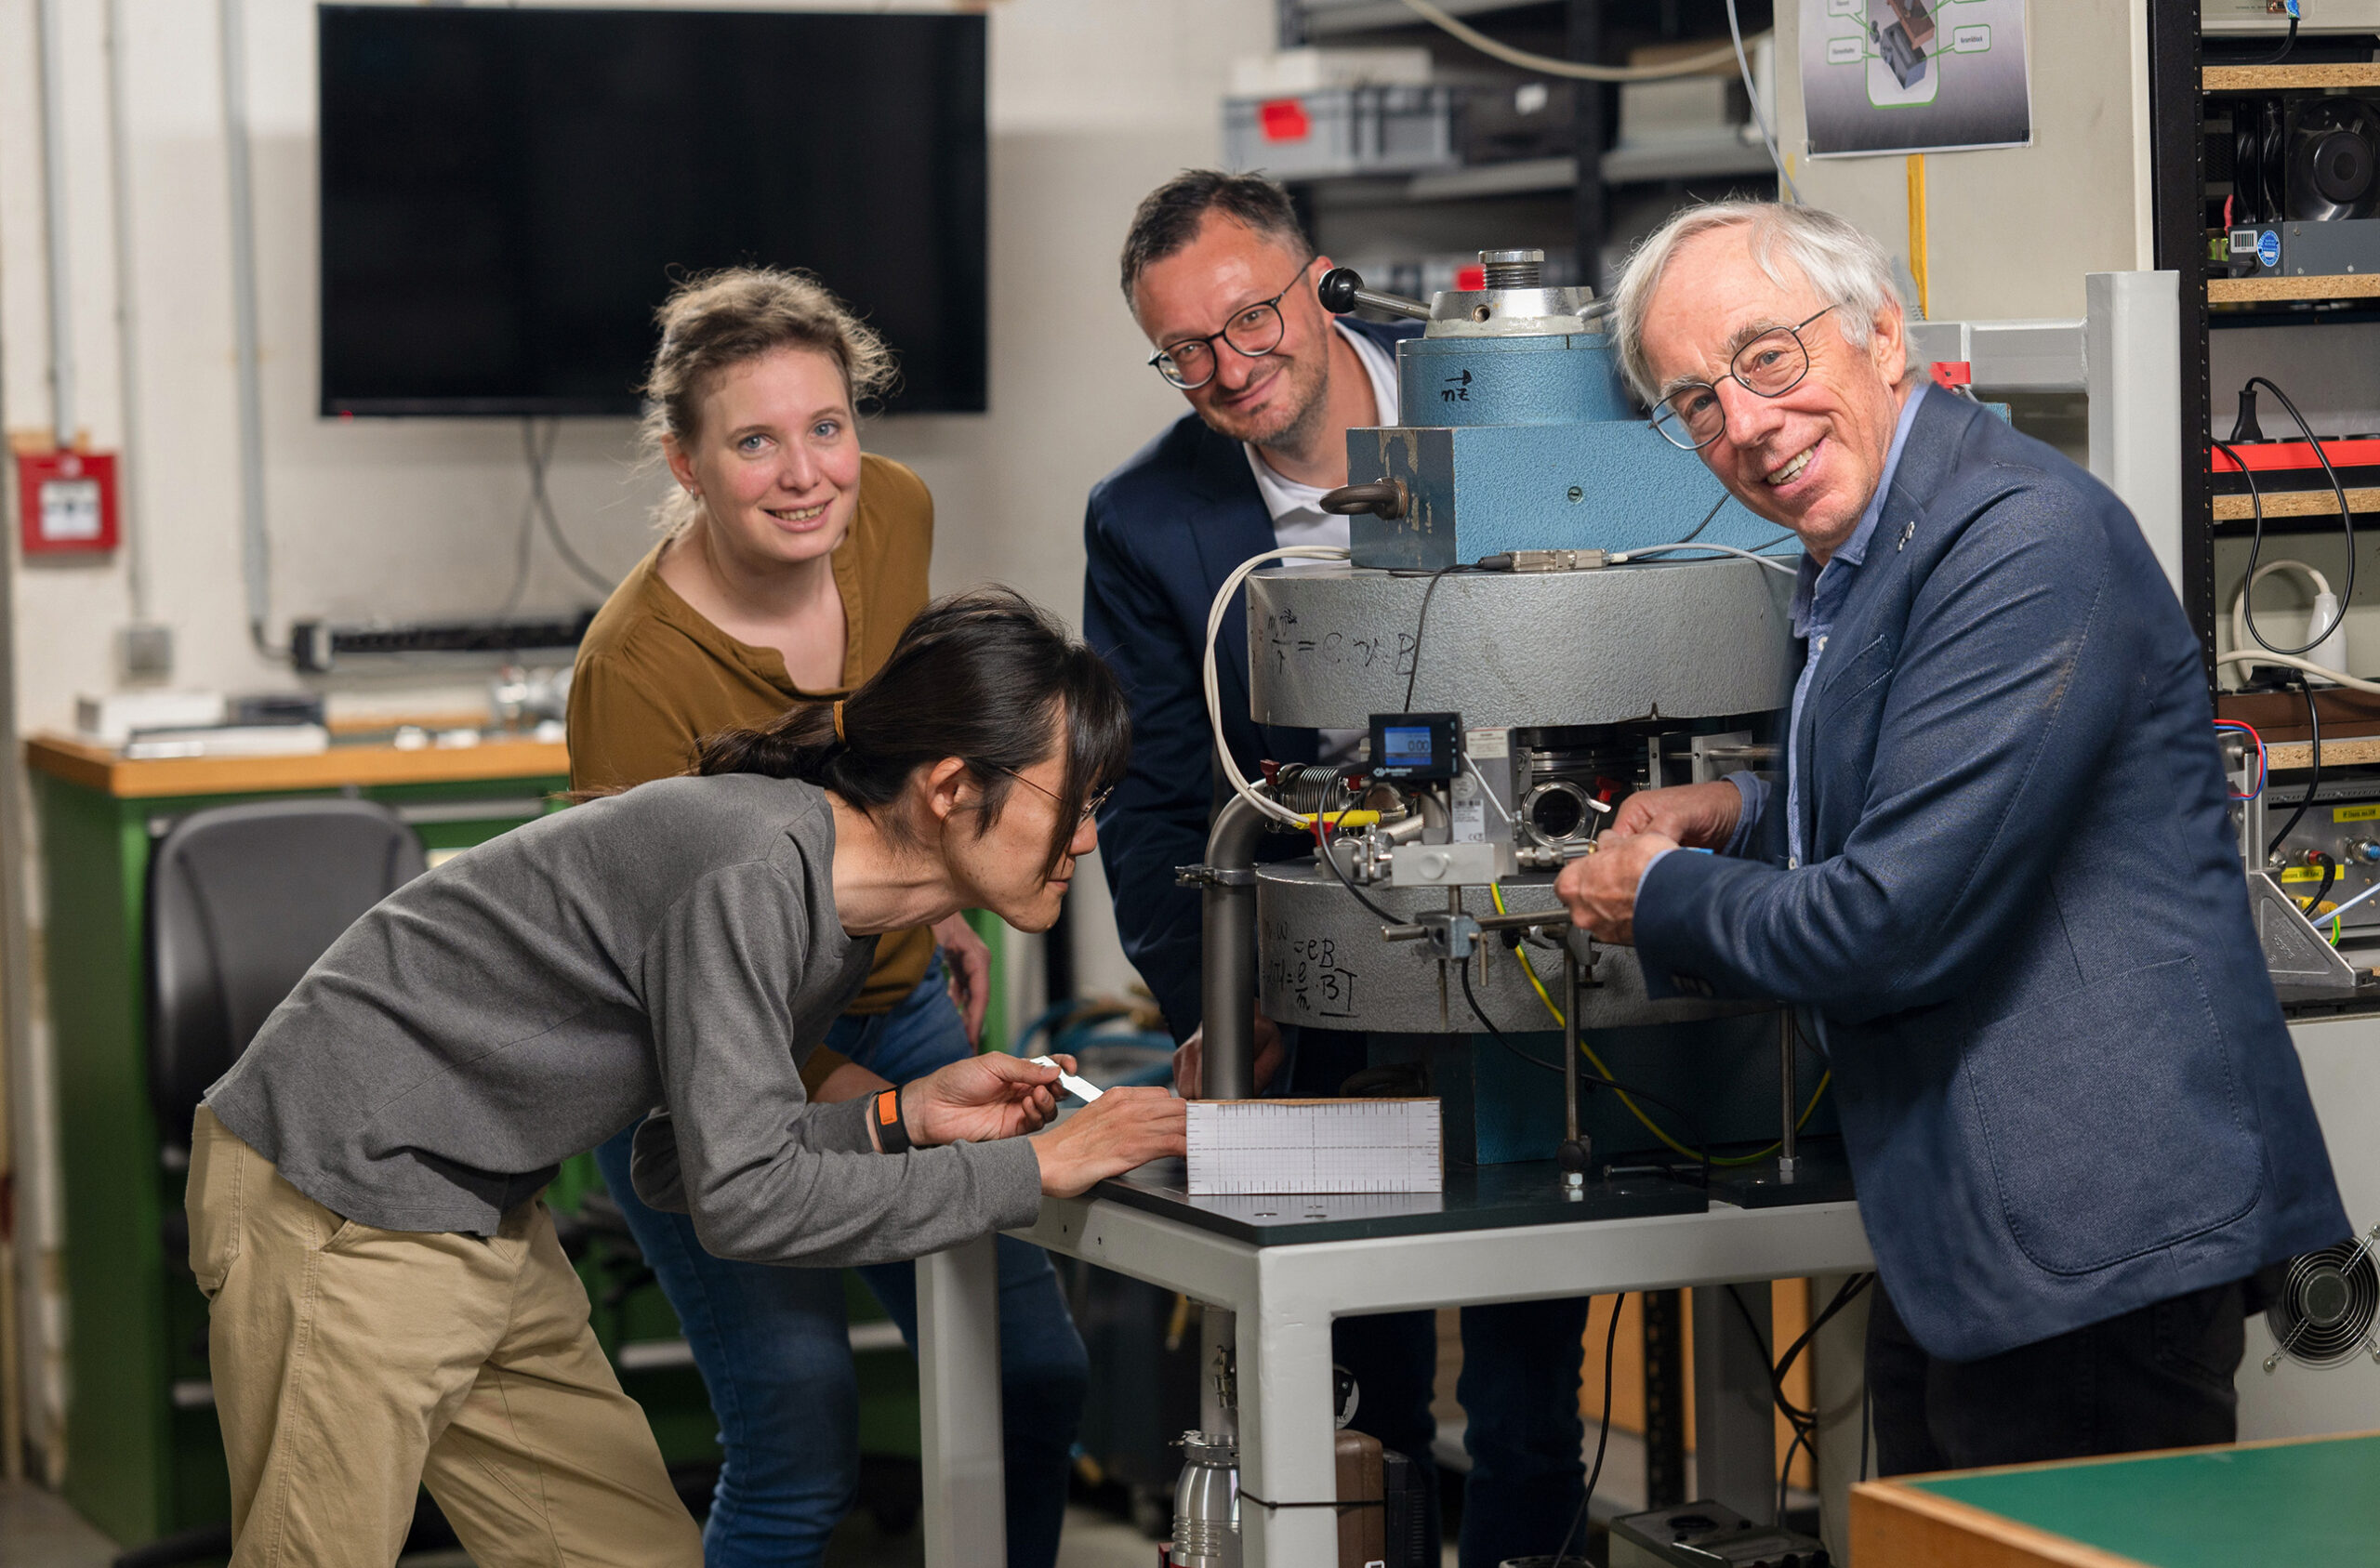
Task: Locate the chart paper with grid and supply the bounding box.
[1184,1099,1444,1195]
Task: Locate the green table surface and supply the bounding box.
[1911,1431,2380,1567]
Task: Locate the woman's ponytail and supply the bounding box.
[690,699,841,783]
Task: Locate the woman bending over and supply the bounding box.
[191,589,1183,1568]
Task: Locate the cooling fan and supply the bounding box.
[2288,98,2380,222]
[2263,1225,2380,1373]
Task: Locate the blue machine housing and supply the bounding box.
[1347,325,1792,570]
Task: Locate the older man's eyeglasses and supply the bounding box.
[1146,269,1310,390]
[982,765,1111,826]
[1649,305,1840,451]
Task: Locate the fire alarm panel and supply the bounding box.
[16,451,119,556]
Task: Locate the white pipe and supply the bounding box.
[218,0,272,651]
[105,0,148,620]
[36,0,75,449]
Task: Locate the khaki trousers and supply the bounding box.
[188,1108,703,1568]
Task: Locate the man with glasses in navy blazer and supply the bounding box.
[1556,200,2347,1473]
[1083,170,1600,1567]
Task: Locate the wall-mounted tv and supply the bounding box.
[318,5,987,416]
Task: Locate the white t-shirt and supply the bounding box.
[1244,324,1400,764]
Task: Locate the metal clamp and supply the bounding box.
[1176,863,1256,889]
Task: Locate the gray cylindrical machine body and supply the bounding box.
[1256,864,1765,1032]
[1245,560,1796,731]
[1171,1431,1241,1568]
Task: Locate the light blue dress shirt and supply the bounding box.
[1643,385,1928,892]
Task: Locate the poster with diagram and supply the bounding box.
[1800,0,2030,157]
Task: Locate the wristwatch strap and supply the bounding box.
[874,1087,912,1154]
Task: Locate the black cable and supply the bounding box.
[1726,1274,1875,1433]
[496,420,550,617]
[1777,1420,1812,1526]
[1309,819,1403,924]
[1723,1272,1875,1530]
[523,417,619,595]
[2268,677,2323,861]
[2236,11,2299,67]
[1401,564,1466,712]
[1550,1292,1627,1567]
[2307,851,2338,919]
[2211,438,2351,665]
[2228,378,2360,661]
[1457,964,1712,1188]
[1859,1378,1872,1483]
[2249,377,2357,613]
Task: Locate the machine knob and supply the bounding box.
[1316,266,1433,322]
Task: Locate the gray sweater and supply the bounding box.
[203,773,1043,1265]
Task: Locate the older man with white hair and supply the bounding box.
[1554,202,2347,1473]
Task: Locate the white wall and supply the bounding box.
[1775,0,2154,323]
[0,0,1269,1482]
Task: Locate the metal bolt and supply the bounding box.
[1567,485,1583,503]
[1480,248,1544,289]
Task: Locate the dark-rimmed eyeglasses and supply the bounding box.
[1145,267,1312,390]
[1649,305,1840,451]
[981,765,1111,827]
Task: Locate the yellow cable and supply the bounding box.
[1907,154,1930,322]
[1489,886,1830,1167]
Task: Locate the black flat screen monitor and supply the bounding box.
[318,6,986,416]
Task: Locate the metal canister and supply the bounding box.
[1170,1430,1241,1568]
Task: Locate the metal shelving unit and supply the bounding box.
[1269,0,1776,290]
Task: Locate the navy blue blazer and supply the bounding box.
[1637,389,2347,1361]
[1083,319,1418,1041]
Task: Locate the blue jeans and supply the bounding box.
[593,959,1088,1568]
[1286,1030,1596,1568]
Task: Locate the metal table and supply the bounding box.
[916,1158,1872,1566]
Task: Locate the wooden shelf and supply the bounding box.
[2214,486,2380,520]
[2203,63,2380,91]
[2209,273,2380,303]
[2269,736,2380,771]
[24,731,569,799]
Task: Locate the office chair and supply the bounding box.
[147,797,424,1162]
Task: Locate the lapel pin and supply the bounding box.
[1897,520,1917,551]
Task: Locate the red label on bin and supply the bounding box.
[1259,99,1311,142]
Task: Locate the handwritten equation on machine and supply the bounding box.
[1185,1099,1445,1195]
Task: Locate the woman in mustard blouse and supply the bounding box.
[568,270,1087,1568]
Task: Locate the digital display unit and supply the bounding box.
[1368,712,1463,782]
[317,6,987,417]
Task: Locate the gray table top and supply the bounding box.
[1090,1157,1712,1246]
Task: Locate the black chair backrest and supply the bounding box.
[148,798,426,1156]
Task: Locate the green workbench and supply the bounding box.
[1852,1430,2380,1566]
[27,732,956,1548]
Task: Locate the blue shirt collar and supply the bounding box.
[1788,384,1927,637]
